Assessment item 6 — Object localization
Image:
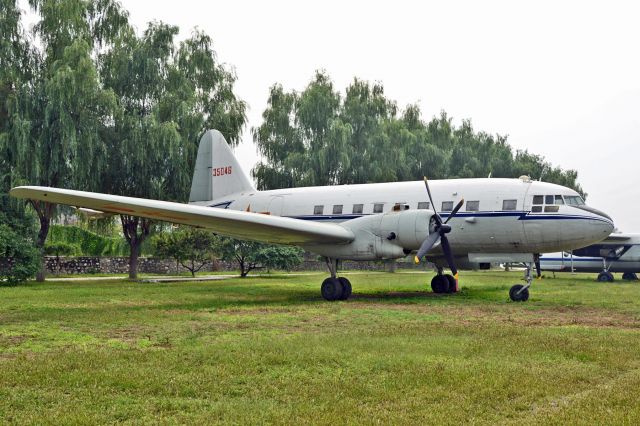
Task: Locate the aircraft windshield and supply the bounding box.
[564,195,585,206]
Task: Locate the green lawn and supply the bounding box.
[1,271,640,424]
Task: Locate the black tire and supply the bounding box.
[431,275,449,294]
[444,274,458,293]
[622,272,638,281]
[509,284,529,302]
[338,277,352,300]
[597,272,614,282]
[321,277,344,301]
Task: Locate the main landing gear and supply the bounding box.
[597,258,615,282]
[431,266,458,294]
[321,258,352,301]
[509,262,533,302]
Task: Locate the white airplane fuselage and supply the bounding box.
[192,177,614,261]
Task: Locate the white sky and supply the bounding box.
[21,0,640,231]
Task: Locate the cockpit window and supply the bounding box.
[564,195,585,206]
[533,195,543,205]
[545,195,554,205]
[555,195,564,205]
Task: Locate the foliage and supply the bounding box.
[214,236,303,277]
[98,21,246,279]
[253,72,585,197]
[152,228,217,277]
[47,225,139,256]
[252,245,304,272]
[0,224,40,284]
[44,241,80,257]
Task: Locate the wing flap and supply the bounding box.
[10,186,354,245]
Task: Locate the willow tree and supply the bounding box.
[99,23,246,279]
[6,0,126,280]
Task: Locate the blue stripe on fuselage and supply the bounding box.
[286,211,612,224]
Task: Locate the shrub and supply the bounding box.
[0,224,40,285]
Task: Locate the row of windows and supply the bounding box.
[312,199,519,215]
[310,194,585,215]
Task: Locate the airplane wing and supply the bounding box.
[9,186,355,245]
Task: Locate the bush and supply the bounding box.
[0,224,40,285]
[44,242,81,257]
[48,225,153,256]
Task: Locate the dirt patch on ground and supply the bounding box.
[347,302,640,330]
[0,335,28,347]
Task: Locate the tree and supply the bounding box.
[214,236,303,278]
[253,71,585,194]
[6,0,127,281]
[152,228,217,277]
[99,23,246,279]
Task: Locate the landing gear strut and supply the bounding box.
[597,258,614,282]
[431,266,458,294]
[321,257,352,301]
[509,262,532,302]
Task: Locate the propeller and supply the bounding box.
[414,177,464,283]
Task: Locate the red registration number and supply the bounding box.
[212,166,232,177]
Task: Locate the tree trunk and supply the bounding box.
[121,215,151,280]
[32,201,55,282]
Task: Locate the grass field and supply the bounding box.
[1,271,640,424]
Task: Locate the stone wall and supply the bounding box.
[44,256,426,275]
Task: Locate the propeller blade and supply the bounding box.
[423,177,441,224]
[414,232,440,264]
[440,234,458,277]
[444,198,465,224]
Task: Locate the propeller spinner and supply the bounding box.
[414,177,463,283]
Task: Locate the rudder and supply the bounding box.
[189,130,255,203]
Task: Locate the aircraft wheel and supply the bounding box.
[509,284,529,302]
[321,277,344,301]
[431,275,449,294]
[597,272,614,282]
[622,272,638,281]
[444,274,458,293]
[338,277,352,300]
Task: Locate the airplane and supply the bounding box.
[539,233,640,282]
[10,129,614,302]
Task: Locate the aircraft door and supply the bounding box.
[268,196,284,216]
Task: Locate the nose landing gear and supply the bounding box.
[509,262,532,302]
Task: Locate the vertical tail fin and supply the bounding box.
[189,130,255,202]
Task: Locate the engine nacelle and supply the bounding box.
[304,209,433,261]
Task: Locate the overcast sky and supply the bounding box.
[23,0,640,231]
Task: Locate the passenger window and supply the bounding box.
[352,204,363,214]
[555,195,564,205]
[393,203,409,211]
[373,203,384,213]
[544,205,559,213]
[502,199,517,211]
[545,195,554,204]
[466,200,479,211]
[441,201,454,212]
[314,205,324,215]
[533,195,543,205]
[417,202,430,210]
[531,206,543,213]
[333,205,343,214]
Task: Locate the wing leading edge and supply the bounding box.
[10,186,355,245]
